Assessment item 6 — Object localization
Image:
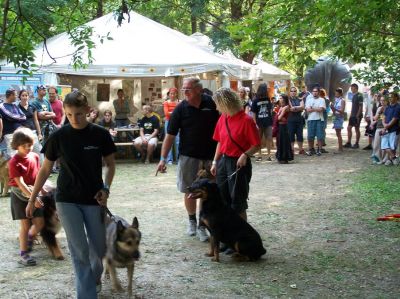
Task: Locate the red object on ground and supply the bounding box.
[377,214,400,222]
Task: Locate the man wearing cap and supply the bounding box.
[31,85,57,144]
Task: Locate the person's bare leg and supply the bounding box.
[146,144,155,162]
[266,137,272,157]
[355,127,361,144]
[297,141,303,152]
[317,139,323,151]
[134,142,144,159]
[308,139,314,151]
[347,125,352,144]
[184,193,196,215]
[19,220,31,252]
[336,129,343,151]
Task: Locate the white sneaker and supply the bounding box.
[187,220,197,236]
[393,158,400,166]
[385,160,393,166]
[197,226,209,242]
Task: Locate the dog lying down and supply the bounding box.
[104,215,141,296]
[188,178,266,262]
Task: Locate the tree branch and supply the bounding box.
[1,0,10,49]
[16,0,56,63]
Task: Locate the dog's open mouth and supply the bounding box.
[187,188,207,200]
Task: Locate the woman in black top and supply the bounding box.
[18,90,43,161]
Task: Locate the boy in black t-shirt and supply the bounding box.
[133,105,160,163]
[26,91,116,298]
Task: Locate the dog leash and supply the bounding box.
[219,167,241,185]
[102,206,118,223]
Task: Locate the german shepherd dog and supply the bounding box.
[0,153,9,196]
[188,179,266,262]
[104,215,141,296]
[39,192,64,260]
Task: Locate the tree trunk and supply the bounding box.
[191,15,197,33]
[96,0,103,18]
[230,0,243,20]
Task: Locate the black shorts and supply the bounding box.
[348,116,362,127]
[10,191,44,220]
[216,155,252,213]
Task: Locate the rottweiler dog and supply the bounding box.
[188,178,266,262]
[104,215,141,296]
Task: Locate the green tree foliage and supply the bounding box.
[0,0,122,71]
[1,0,399,89]
[229,0,400,87]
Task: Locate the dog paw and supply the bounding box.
[55,256,64,260]
[113,284,123,292]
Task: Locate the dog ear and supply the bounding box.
[132,217,139,229]
[117,220,125,232]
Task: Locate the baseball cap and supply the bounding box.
[36,84,46,91]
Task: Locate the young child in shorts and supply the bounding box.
[9,127,44,266]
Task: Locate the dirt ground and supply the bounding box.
[0,128,399,299]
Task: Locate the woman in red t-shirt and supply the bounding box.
[163,87,180,164]
[211,88,261,221]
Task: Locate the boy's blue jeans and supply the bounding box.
[56,202,105,299]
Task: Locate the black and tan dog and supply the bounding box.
[104,215,141,296]
[39,192,64,260]
[188,179,266,262]
[0,153,9,197]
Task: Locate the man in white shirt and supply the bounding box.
[305,87,326,156]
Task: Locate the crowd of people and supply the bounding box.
[2,78,399,299]
[233,83,400,166]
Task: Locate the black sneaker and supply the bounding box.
[316,150,322,156]
[344,143,352,148]
[320,148,329,153]
[363,144,372,150]
[352,143,359,149]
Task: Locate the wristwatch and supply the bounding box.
[102,184,110,194]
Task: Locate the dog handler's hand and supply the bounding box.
[26,201,35,218]
[237,153,248,168]
[210,164,217,176]
[155,160,167,176]
[94,188,109,206]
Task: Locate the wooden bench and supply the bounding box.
[114,141,163,159]
[115,142,134,158]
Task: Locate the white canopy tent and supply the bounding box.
[253,59,291,81]
[189,33,291,82]
[2,11,252,80]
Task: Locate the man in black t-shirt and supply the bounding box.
[156,77,219,242]
[344,83,364,149]
[133,105,160,163]
[26,91,116,298]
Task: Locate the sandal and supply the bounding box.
[18,254,37,266]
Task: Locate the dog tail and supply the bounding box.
[41,228,58,248]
